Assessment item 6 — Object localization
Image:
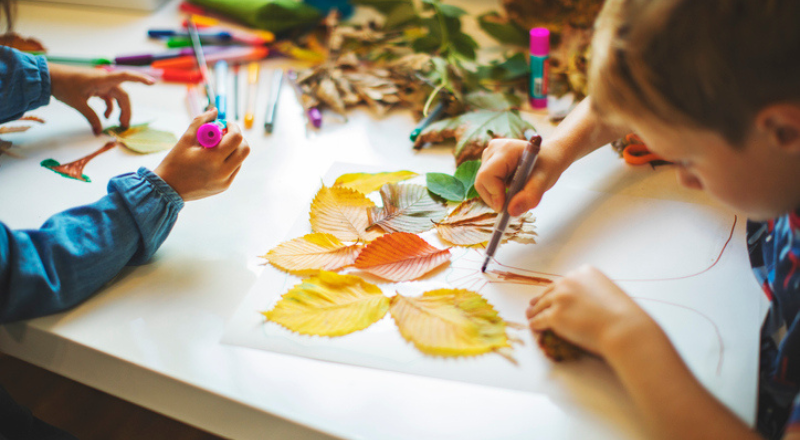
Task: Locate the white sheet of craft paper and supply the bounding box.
[222,162,763,424]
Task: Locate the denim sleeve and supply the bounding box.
[0,46,51,123]
[0,167,184,323]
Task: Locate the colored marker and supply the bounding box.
[529,27,550,109]
[233,64,240,121]
[197,120,226,148]
[264,70,283,133]
[46,55,112,66]
[148,29,234,41]
[115,46,228,66]
[101,65,202,84]
[151,47,269,70]
[214,60,228,120]
[410,100,445,142]
[165,36,234,49]
[244,62,259,129]
[481,130,541,272]
[187,19,215,110]
[286,70,322,129]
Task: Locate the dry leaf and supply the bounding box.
[537,330,584,362]
[390,288,518,359]
[435,199,536,246]
[0,32,46,52]
[262,271,390,337]
[333,170,417,194]
[260,233,363,274]
[105,123,177,154]
[310,185,384,242]
[354,232,451,282]
[368,183,448,234]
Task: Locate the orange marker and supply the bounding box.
[244,62,260,129]
[152,47,269,70]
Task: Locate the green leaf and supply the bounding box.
[368,183,448,233]
[450,32,478,60]
[477,11,528,47]
[475,52,530,82]
[351,0,412,15]
[426,172,465,202]
[383,3,419,29]
[464,91,519,111]
[454,160,481,198]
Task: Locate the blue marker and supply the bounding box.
[529,28,550,109]
[214,60,228,120]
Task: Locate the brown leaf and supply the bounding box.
[435,199,536,246]
[354,232,451,282]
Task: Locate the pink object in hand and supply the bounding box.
[197,121,226,148]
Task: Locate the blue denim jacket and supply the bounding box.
[0,47,184,323]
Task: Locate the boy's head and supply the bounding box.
[589,0,800,219]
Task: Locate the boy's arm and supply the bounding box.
[0,168,183,324]
[527,266,761,440]
[0,46,51,123]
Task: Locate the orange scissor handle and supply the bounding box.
[622,142,666,165]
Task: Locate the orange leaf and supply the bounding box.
[309,185,384,242]
[354,232,451,281]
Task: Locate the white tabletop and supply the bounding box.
[0,2,765,439]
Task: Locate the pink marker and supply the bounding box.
[197,121,226,148]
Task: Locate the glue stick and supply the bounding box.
[529,27,550,109]
[197,120,227,148]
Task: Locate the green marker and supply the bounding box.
[410,100,446,142]
[46,55,112,66]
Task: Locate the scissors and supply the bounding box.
[618,133,671,166]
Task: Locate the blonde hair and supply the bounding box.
[589,0,800,146]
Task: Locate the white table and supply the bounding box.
[1,2,765,439]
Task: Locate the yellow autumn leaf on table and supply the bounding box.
[310,185,384,242]
[263,271,390,337]
[435,199,536,246]
[390,289,518,359]
[260,233,363,274]
[354,232,451,282]
[333,170,418,194]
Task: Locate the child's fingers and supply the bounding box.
[108,87,132,129]
[528,308,554,332]
[526,292,554,319]
[109,70,156,86]
[102,95,114,119]
[216,122,243,154]
[73,101,102,135]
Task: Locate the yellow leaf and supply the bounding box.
[390,289,515,358]
[262,271,390,337]
[435,199,536,246]
[333,170,418,194]
[260,233,362,274]
[310,185,384,242]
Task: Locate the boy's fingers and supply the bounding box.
[528,309,554,332]
[74,101,102,135]
[102,96,114,119]
[225,140,250,167]
[475,160,513,212]
[217,123,243,153]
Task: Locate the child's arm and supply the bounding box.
[0,46,51,123]
[475,97,630,215]
[0,110,249,323]
[527,266,761,440]
[49,63,155,135]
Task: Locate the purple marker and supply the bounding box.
[529,27,550,109]
[115,46,228,66]
[197,120,226,148]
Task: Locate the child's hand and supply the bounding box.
[48,63,156,135]
[154,110,250,202]
[475,138,568,216]
[526,266,659,357]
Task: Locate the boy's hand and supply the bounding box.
[154,110,250,202]
[526,266,659,357]
[475,138,567,216]
[48,63,155,135]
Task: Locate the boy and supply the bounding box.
[475,1,800,439]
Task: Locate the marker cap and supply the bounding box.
[530,28,550,56]
[197,120,226,148]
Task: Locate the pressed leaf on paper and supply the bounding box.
[367,183,448,234]
[333,170,418,194]
[260,233,363,274]
[354,232,451,282]
[309,185,384,242]
[426,160,481,202]
[262,271,390,337]
[390,289,518,359]
[435,199,536,246]
[105,123,177,154]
